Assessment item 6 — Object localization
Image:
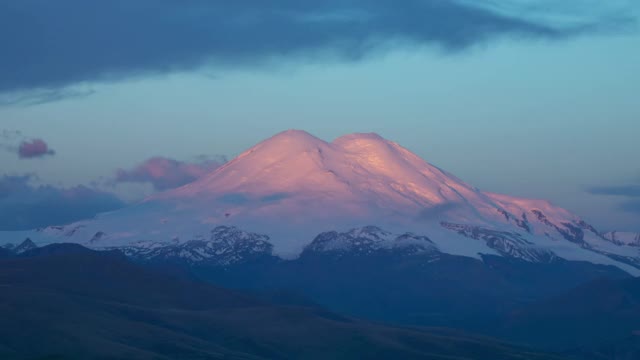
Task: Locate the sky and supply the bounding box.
[0,0,639,231]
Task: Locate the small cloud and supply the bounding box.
[0,174,124,231]
[114,155,226,191]
[620,200,640,213]
[18,139,56,159]
[587,184,640,197]
[587,181,640,214]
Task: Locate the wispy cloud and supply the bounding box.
[463,0,636,28]
[0,0,635,94]
[0,130,22,152]
[0,130,23,140]
[0,88,96,107]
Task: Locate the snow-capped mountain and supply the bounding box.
[2,238,38,254]
[116,226,274,265]
[304,226,438,257]
[603,231,640,247]
[439,222,556,263]
[1,130,639,274]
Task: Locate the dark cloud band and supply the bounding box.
[587,183,640,214]
[0,0,628,93]
[587,185,640,197]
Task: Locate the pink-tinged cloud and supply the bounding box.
[114,156,226,191]
[18,139,55,159]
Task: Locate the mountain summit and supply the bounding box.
[153,129,499,229]
[2,130,639,273]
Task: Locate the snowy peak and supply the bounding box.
[14,238,38,254]
[333,132,386,142]
[4,130,640,275]
[304,226,438,256]
[118,226,273,265]
[161,129,337,199]
[152,129,509,232]
[331,132,393,155]
[263,129,324,143]
[160,129,470,204]
[440,222,556,263]
[234,129,329,168]
[603,232,640,247]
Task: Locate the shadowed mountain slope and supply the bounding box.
[0,244,566,360]
[500,276,640,351]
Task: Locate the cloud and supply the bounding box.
[18,139,56,159]
[114,156,226,191]
[0,130,21,151]
[0,0,634,93]
[0,88,96,107]
[1,131,55,159]
[587,184,640,197]
[1,130,22,140]
[587,182,640,214]
[620,200,640,213]
[0,174,125,231]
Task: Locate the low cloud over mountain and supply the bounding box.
[113,155,226,191]
[0,174,124,230]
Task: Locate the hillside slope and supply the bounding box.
[0,244,565,360]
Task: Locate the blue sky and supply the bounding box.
[0,0,639,231]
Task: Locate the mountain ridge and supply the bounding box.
[1,130,638,274]
[0,243,570,360]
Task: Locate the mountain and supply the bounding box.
[189,226,629,331]
[304,226,438,256]
[574,334,640,360]
[2,130,638,274]
[1,130,638,358]
[0,244,567,360]
[119,225,275,265]
[2,238,38,254]
[79,224,625,333]
[0,247,11,259]
[603,232,640,247]
[13,238,37,254]
[499,275,640,352]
